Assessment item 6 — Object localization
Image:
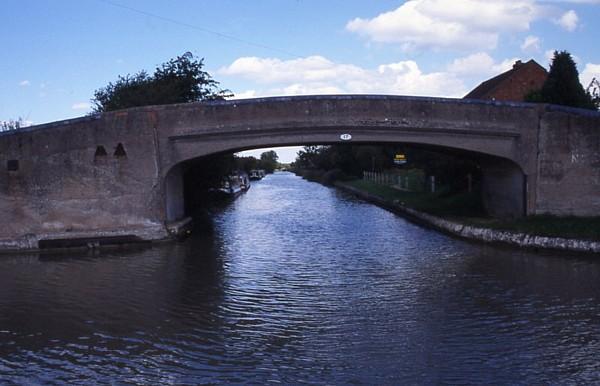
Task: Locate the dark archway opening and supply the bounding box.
[164,142,526,224]
[164,153,236,222]
[183,153,237,217]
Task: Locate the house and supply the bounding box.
[464,59,548,102]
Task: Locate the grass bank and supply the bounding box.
[343,179,484,217]
[341,179,600,242]
[463,216,600,242]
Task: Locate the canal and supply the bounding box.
[1,172,599,384]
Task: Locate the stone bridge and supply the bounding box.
[0,95,598,250]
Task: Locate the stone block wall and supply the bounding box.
[0,111,167,246]
[535,107,600,216]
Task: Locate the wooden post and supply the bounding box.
[467,173,472,193]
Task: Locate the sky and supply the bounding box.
[2,0,600,162]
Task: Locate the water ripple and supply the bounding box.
[1,172,600,384]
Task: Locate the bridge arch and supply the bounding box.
[156,95,536,221]
[159,95,532,175]
[163,141,527,223]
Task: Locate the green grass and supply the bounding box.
[464,216,600,241]
[392,168,426,192]
[343,179,484,217]
[342,179,600,241]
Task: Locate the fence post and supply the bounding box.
[467,173,472,193]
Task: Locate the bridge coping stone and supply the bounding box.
[6,94,597,138]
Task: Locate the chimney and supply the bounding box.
[513,60,523,69]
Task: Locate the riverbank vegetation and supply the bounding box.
[338,179,599,242]
[343,179,484,217]
[465,216,600,242]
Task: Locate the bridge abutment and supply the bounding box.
[481,158,526,218]
[165,164,185,222]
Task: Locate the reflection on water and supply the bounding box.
[1,172,599,384]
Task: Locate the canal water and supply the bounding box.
[1,172,599,384]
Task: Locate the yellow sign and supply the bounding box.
[394,154,407,164]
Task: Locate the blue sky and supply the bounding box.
[2,0,600,162]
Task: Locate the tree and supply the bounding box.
[259,150,279,173]
[1,117,25,132]
[526,51,595,110]
[235,155,260,173]
[294,146,320,170]
[587,77,600,110]
[92,52,232,112]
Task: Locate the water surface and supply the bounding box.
[1,172,599,384]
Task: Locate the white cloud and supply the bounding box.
[71,102,91,110]
[447,52,518,76]
[231,90,257,99]
[220,55,468,99]
[555,9,579,31]
[541,0,600,3]
[521,35,541,53]
[346,0,539,51]
[19,80,30,87]
[580,63,600,87]
[221,56,367,84]
[544,49,556,64]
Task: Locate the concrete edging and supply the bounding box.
[0,223,171,254]
[334,181,600,254]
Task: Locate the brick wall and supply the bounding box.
[489,62,548,102]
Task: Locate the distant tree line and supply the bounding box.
[236,150,279,174]
[292,144,480,192]
[184,150,280,194]
[183,150,280,213]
